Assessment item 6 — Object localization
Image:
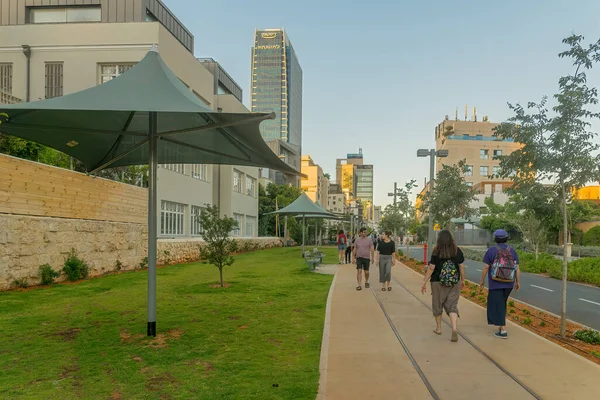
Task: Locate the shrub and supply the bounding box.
[583,226,600,246]
[509,309,516,314]
[397,249,404,257]
[138,257,148,270]
[523,309,530,316]
[547,244,600,258]
[566,258,600,285]
[462,248,485,262]
[63,249,89,282]
[517,251,561,274]
[508,300,515,307]
[574,329,600,345]
[115,260,124,271]
[592,350,600,358]
[523,317,532,325]
[540,321,546,327]
[12,278,29,288]
[39,264,60,285]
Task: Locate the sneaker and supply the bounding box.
[494,331,508,339]
[365,283,370,288]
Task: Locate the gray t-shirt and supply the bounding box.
[354,236,373,259]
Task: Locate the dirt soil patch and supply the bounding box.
[399,256,600,365]
[53,328,81,342]
[209,283,232,288]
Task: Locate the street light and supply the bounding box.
[417,148,449,261]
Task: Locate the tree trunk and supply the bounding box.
[535,244,539,261]
[219,267,224,288]
[560,184,569,338]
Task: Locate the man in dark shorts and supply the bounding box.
[352,227,375,291]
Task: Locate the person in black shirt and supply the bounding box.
[421,229,466,342]
[375,230,396,291]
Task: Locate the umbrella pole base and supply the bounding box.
[147,321,156,337]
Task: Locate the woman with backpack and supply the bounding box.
[479,229,521,339]
[421,230,466,342]
[337,230,348,264]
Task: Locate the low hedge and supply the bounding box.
[547,244,600,258]
[565,258,600,285]
[516,251,562,274]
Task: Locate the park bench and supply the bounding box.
[304,250,326,271]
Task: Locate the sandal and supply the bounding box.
[433,330,442,335]
[451,331,459,342]
[381,288,386,291]
[356,286,362,291]
[365,283,370,288]
[387,287,392,291]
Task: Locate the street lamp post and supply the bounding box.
[388,182,402,239]
[417,148,448,262]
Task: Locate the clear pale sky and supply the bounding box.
[165,0,600,206]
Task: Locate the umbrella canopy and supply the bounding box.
[294,213,345,220]
[0,46,298,175]
[0,46,298,337]
[268,192,335,217]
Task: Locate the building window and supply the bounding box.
[191,164,208,181]
[480,166,489,176]
[495,184,503,193]
[484,184,492,195]
[480,149,489,160]
[245,216,256,237]
[232,213,243,237]
[233,170,243,193]
[160,201,184,236]
[493,166,501,177]
[99,64,135,84]
[163,164,185,174]
[465,165,473,176]
[0,63,13,98]
[29,6,102,24]
[246,176,256,197]
[191,206,204,236]
[45,62,63,99]
[493,150,503,158]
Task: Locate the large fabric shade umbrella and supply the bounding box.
[268,192,335,254]
[0,46,298,337]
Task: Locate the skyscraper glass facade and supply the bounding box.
[355,165,374,203]
[251,29,302,153]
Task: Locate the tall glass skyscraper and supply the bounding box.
[251,29,303,154]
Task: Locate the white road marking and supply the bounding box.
[530,284,554,292]
[579,298,600,306]
[476,269,482,272]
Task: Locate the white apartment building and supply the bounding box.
[0,0,259,237]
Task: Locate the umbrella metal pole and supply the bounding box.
[302,215,306,256]
[147,112,158,337]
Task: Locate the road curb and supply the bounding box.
[316,269,337,400]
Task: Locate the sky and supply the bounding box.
[165,0,600,206]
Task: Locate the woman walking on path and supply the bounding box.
[337,230,348,264]
[345,233,354,264]
[421,230,466,342]
[479,229,521,339]
[376,231,396,291]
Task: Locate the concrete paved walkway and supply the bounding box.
[317,262,600,400]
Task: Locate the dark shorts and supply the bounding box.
[356,257,370,270]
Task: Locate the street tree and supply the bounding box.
[419,161,478,229]
[494,34,600,337]
[198,205,238,288]
[258,183,302,242]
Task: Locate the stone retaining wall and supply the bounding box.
[0,213,282,290]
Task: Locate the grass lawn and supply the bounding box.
[0,247,336,399]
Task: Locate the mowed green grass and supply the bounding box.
[0,247,336,399]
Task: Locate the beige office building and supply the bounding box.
[0,0,259,237]
[434,112,521,187]
[301,155,329,207]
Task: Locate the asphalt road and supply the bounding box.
[402,246,600,331]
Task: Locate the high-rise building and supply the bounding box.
[435,109,521,187]
[251,28,302,186]
[355,165,374,203]
[301,155,329,207]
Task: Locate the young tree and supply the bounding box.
[198,205,239,288]
[510,213,547,260]
[495,35,600,337]
[419,161,478,229]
